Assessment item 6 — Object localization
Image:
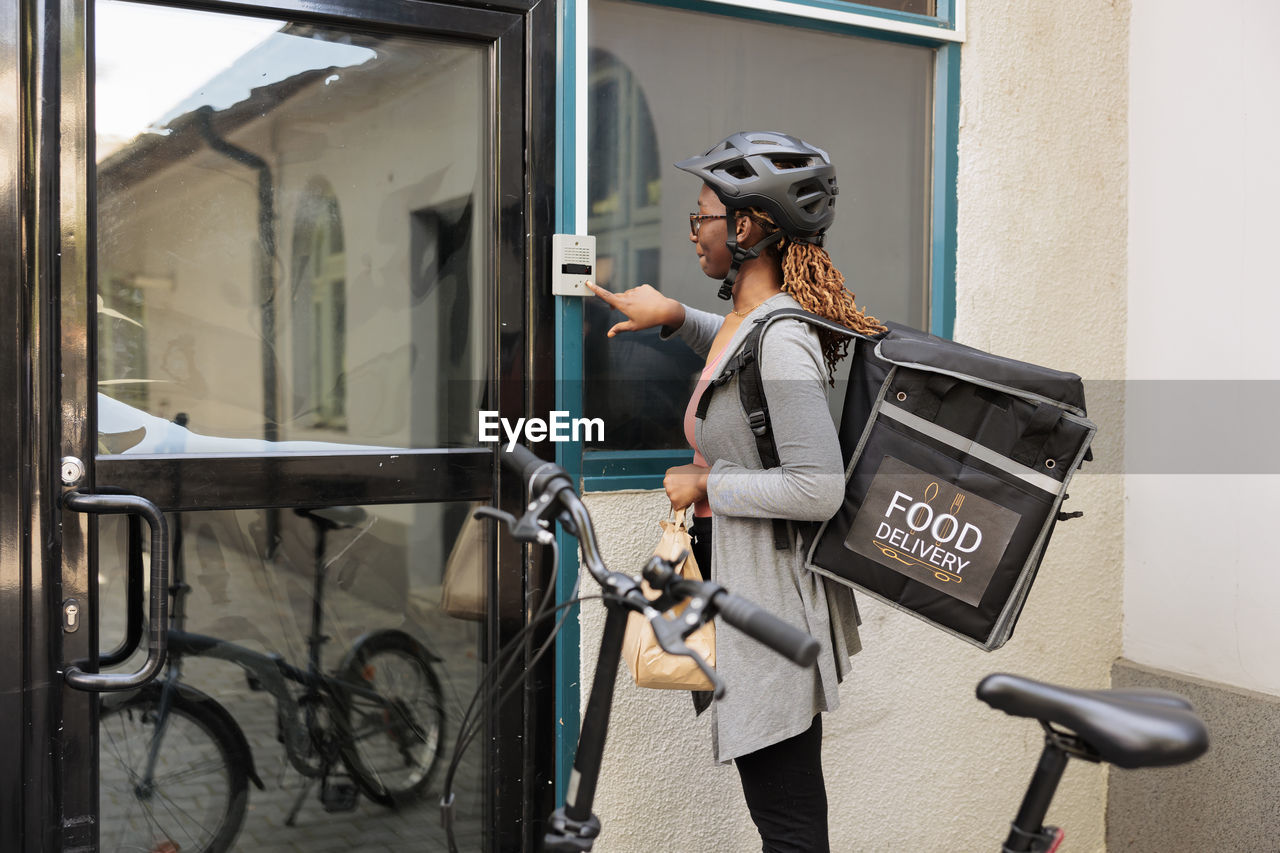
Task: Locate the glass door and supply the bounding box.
[0,0,555,849]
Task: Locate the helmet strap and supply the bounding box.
[718,227,784,301]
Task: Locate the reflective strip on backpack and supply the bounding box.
[879,403,1065,495]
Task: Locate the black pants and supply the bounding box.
[735,715,829,853]
[690,517,830,851]
[688,516,715,714]
[688,514,713,580]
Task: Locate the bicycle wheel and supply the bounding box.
[98,684,249,853]
[337,628,446,807]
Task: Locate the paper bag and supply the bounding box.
[621,508,715,690]
[441,504,487,621]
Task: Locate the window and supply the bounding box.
[97,273,150,413]
[848,0,935,15]
[94,8,491,450]
[559,0,961,801]
[88,2,534,847]
[584,0,937,455]
[585,49,701,450]
[291,179,347,430]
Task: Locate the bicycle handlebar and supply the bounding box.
[714,591,819,667]
[498,443,818,668]
[500,442,572,497]
[497,443,611,585]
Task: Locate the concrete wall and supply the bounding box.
[579,2,1129,849]
[1107,660,1280,850]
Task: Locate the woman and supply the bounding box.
[587,131,884,852]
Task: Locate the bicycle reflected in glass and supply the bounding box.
[98,506,446,853]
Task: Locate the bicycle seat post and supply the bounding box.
[306,513,331,675]
[1003,732,1070,852]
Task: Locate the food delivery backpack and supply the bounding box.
[701,308,1096,651]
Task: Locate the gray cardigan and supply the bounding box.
[664,292,861,763]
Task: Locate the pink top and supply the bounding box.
[683,348,726,518]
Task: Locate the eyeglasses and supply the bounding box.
[689,213,730,236]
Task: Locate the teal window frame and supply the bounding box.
[554,0,961,800]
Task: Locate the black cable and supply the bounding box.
[446,572,565,785]
[439,517,566,836]
[443,575,592,797]
[441,591,602,853]
[442,561,711,850]
[440,488,672,852]
[455,583,599,762]
[443,537,562,790]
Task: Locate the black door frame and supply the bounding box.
[0,0,558,848]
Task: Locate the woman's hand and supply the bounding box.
[664,463,710,512]
[586,282,684,337]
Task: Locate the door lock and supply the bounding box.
[63,598,80,633]
[60,456,86,487]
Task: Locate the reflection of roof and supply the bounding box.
[97,24,383,189]
[150,30,376,129]
[99,393,401,454]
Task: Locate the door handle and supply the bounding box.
[61,491,169,692]
[97,511,145,668]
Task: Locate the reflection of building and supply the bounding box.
[583,48,705,449]
[97,24,487,450]
[96,23,491,599]
[587,47,662,297]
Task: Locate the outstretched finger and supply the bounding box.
[585,281,618,306]
[606,320,637,338]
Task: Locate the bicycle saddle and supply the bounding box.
[294,505,368,530]
[976,673,1209,769]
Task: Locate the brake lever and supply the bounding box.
[473,502,557,546]
[648,613,726,699]
[640,557,726,698]
[556,508,581,539]
[472,506,516,528]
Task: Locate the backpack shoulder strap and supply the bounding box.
[696,308,864,550]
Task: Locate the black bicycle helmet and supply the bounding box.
[675,131,838,243]
[676,131,838,299]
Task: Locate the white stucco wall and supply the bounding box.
[1125,0,1280,695]
[578,1,1129,849]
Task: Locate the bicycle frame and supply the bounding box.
[149,509,423,781]
[161,628,391,776]
[544,597,630,850]
[544,564,729,852]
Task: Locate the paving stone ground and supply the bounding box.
[97,511,489,852]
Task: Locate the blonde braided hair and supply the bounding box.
[738,207,887,381]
